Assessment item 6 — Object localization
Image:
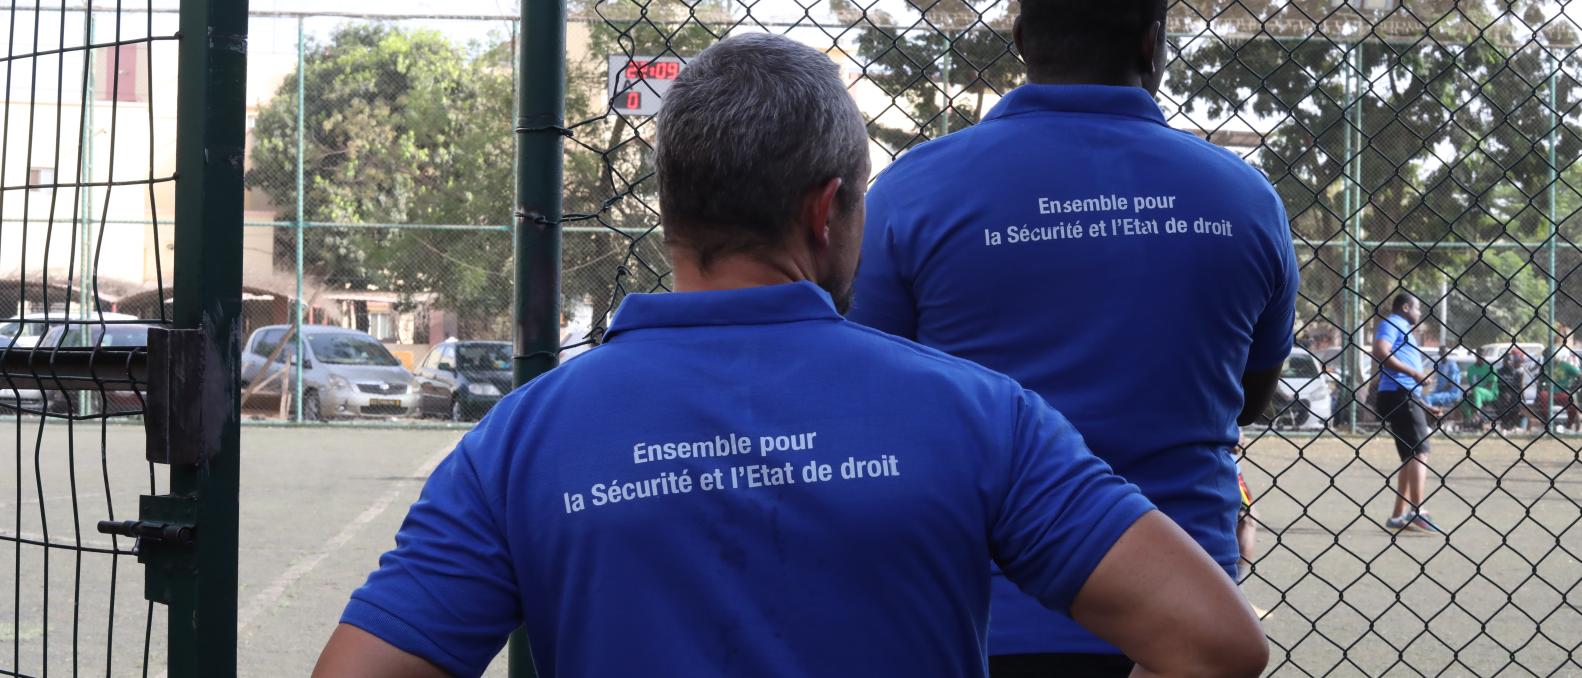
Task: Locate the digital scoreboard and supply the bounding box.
[607,55,687,117]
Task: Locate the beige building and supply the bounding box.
[0,25,179,318]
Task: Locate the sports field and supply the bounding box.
[0,421,1574,675]
[1240,431,1581,676]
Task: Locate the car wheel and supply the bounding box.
[451,398,464,423]
[1260,392,1292,427]
[1266,392,1307,430]
[302,389,322,423]
[1290,399,1312,428]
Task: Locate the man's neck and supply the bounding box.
[671,250,812,294]
[1026,71,1148,90]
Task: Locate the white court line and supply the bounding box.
[234,438,459,637]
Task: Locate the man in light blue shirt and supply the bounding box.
[847,1,1298,674]
[1424,345,1463,410]
[312,33,1267,678]
[1373,294,1442,533]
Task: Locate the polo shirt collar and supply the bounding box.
[983,84,1167,126]
[605,281,841,340]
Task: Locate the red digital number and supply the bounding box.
[623,59,680,82]
[625,91,642,110]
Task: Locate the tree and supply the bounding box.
[839,0,1023,156]
[1161,0,1580,348]
[248,25,516,338]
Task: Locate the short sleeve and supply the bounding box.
[847,183,919,340]
[989,389,1156,614]
[340,443,520,677]
[1246,197,1299,371]
[1375,317,1402,348]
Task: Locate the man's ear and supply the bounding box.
[1012,15,1025,60]
[1141,20,1165,77]
[804,178,844,249]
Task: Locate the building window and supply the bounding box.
[367,312,396,342]
[94,43,144,102]
[28,167,54,192]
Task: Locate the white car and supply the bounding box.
[1268,347,1337,429]
[0,312,140,414]
[1478,342,1545,364]
[1479,342,1547,404]
[0,313,64,349]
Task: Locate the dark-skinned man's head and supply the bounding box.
[1014,0,1170,94]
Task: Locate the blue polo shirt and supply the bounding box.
[849,84,1298,655]
[1376,314,1424,394]
[1432,357,1461,396]
[341,282,1155,677]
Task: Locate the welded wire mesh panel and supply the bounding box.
[561,0,1581,674]
[0,3,178,675]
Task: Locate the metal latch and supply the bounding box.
[96,519,196,546]
[99,494,198,605]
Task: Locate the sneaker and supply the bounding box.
[1412,513,1446,534]
[1385,513,1415,530]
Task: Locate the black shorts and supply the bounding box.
[989,653,1135,678]
[1377,388,1431,462]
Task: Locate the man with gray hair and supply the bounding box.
[313,33,1266,678]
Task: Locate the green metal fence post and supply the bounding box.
[170,0,248,674]
[509,0,565,673]
[1546,61,1560,428]
[513,0,564,386]
[294,15,306,422]
[1344,41,1363,433]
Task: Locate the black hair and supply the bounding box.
[1018,0,1169,80]
[1393,293,1415,312]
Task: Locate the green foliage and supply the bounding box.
[248,24,514,338]
[839,0,1023,155]
[1158,0,1580,346]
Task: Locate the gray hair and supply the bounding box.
[656,33,870,265]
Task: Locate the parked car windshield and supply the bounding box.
[308,334,401,366]
[1284,355,1321,379]
[457,344,511,371]
[44,324,152,348]
[0,321,49,343]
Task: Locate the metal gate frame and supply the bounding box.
[151,0,246,674]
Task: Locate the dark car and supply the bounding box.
[40,322,156,416]
[413,340,513,422]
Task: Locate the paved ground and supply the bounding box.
[0,420,1575,676]
[1239,430,1582,676]
[0,420,506,677]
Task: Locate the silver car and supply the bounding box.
[241,325,418,421]
[1,314,145,415]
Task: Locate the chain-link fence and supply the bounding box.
[541,0,1582,675]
